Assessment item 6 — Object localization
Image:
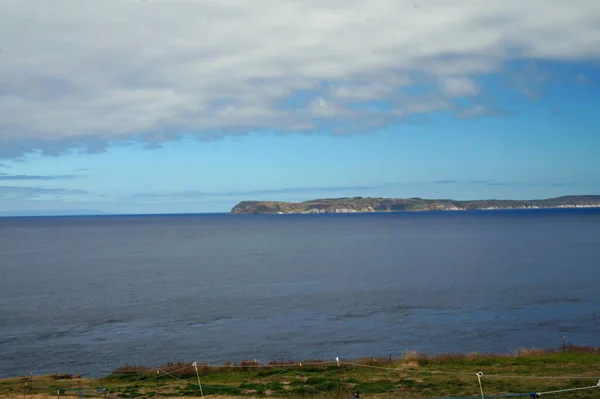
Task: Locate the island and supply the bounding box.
[230,195,600,214]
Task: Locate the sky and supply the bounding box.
[0,0,599,215]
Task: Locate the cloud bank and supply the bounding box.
[1,0,599,157]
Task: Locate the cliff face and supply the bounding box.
[230,196,600,215]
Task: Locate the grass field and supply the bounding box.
[1,346,599,399]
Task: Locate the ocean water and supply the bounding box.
[0,209,599,378]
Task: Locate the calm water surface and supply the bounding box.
[1,209,599,377]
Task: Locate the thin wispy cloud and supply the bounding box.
[376,179,570,189]
[506,61,554,99]
[0,1,599,157]
[456,105,508,119]
[464,179,568,188]
[574,73,597,86]
[0,173,79,181]
[0,185,87,199]
[133,179,576,202]
[433,180,460,185]
[133,185,379,201]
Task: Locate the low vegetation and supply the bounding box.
[1,346,599,399]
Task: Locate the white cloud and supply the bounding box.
[0,0,599,157]
[328,75,412,101]
[308,96,348,118]
[440,77,480,97]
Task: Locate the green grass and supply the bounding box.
[1,348,599,399]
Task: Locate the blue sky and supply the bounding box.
[0,1,599,215]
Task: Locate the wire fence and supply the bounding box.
[4,357,600,399]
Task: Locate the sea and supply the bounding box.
[0,209,599,378]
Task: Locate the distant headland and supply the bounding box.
[231,195,600,214]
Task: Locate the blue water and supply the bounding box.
[0,209,599,378]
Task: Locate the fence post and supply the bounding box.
[192,362,204,398]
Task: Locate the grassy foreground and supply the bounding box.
[1,347,600,399]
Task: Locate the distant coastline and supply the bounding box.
[231,195,600,214]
